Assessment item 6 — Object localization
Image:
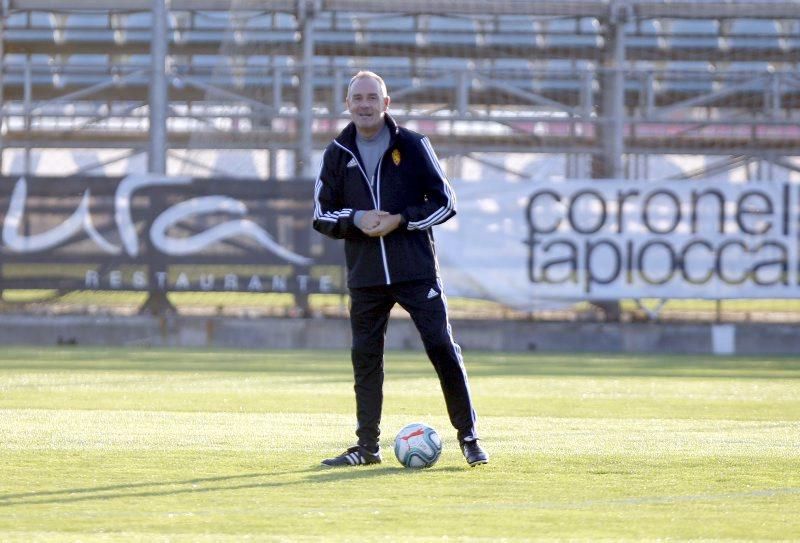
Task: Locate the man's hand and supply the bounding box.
[356,209,388,232]
[363,213,404,237]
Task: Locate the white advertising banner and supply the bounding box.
[437,179,799,308]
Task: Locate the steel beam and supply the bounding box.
[296,0,315,178]
[8,0,295,11]
[635,1,800,19]
[147,0,167,174]
[5,128,798,156]
[7,0,799,18]
[0,8,5,174]
[596,6,627,179]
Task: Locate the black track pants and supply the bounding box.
[349,278,479,448]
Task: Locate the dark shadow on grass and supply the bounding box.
[0,469,316,507]
[1,463,472,507]
[306,463,466,482]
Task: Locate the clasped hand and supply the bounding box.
[358,209,402,237]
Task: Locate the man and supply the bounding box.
[313,71,488,467]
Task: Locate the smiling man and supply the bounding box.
[347,72,388,138]
[313,71,488,468]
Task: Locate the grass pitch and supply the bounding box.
[1,348,799,541]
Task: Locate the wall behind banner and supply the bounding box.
[2,314,800,355]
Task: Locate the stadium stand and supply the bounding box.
[1,0,798,181]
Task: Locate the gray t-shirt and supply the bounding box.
[356,122,390,186]
[354,122,390,227]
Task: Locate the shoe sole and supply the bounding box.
[468,458,489,467]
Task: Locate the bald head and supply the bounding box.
[346,71,391,138]
[347,71,388,100]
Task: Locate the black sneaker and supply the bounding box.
[460,440,489,466]
[321,445,382,467]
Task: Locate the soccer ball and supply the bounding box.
[393,422,442,469]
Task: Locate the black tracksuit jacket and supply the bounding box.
[313,114,456,289]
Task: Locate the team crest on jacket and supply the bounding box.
[392,149,401,166]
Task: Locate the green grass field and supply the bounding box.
[1,347,799,541]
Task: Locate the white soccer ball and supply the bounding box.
[394,422,442,469]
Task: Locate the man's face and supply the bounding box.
[346,77,390,137]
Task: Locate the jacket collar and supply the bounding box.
[335,113,399,152]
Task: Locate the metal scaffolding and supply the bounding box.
[0,0,799,180]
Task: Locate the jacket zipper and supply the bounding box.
[374,155,390,284]
[333,140,392,285]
